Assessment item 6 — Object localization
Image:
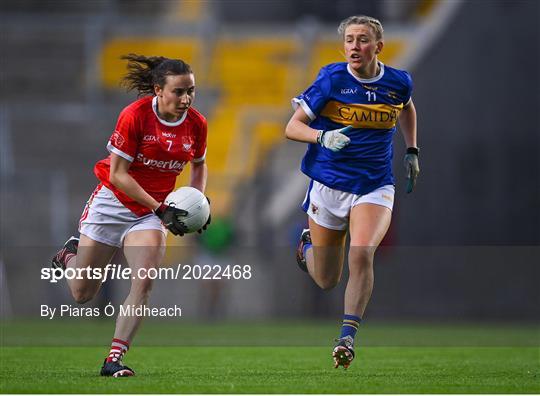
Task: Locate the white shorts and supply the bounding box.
[302,181,395,231]
[78,185,166,248]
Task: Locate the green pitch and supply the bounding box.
[1,320,539,393]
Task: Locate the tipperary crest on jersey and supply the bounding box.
[182,136,193,152]
[110,131,125,148]
[362,84,378,91]
[386,90,399,100]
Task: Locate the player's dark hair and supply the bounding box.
[120,54,193,96]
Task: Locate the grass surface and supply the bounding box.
[1,320,539,393]
[1,346,538,393]
[2,319,538,346]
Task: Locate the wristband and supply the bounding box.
[153,203,166,216]
[316,130,325,145]
[406,147,419,156]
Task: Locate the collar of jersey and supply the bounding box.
[347,61,385,83]
[152,96,188,127]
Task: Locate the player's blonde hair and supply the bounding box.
[338,15,384,41]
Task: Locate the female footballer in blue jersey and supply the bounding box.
[285,15,419,369]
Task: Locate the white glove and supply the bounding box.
[317,126,352,152]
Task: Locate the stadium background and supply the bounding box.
[0,0,538,354]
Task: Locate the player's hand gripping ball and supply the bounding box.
[153,203,189,236]
[163,187,211,235]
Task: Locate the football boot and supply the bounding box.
[100,359,135,377]
[332,336,355,369]
[51,236,79,274]
[295,229,311,272]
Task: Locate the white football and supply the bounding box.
[164,187,210,234]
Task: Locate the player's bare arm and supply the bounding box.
[190,160,207,193]
[398,99,417,148]
[286,107,351,152]
[285,106,318,143]
[109,152,161,211]
[398,99,420,192]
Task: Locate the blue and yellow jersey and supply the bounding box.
[292,62,412,195]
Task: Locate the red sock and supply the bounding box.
[106,338,129,363]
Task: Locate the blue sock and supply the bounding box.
[340,314,361,339]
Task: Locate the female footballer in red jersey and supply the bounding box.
[51,54,210,377]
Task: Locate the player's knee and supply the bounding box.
[316,276,340,290]
[319,280,339,291]
[131,277,154,298]
[349,246,375,266]
[71,288,97,304]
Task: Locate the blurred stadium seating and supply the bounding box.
[0,0,422,245]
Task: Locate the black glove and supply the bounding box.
[404,147,420,193]
[154,203,189,236]
[197,196,212,234]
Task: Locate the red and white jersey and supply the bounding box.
[94,96,207,217]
